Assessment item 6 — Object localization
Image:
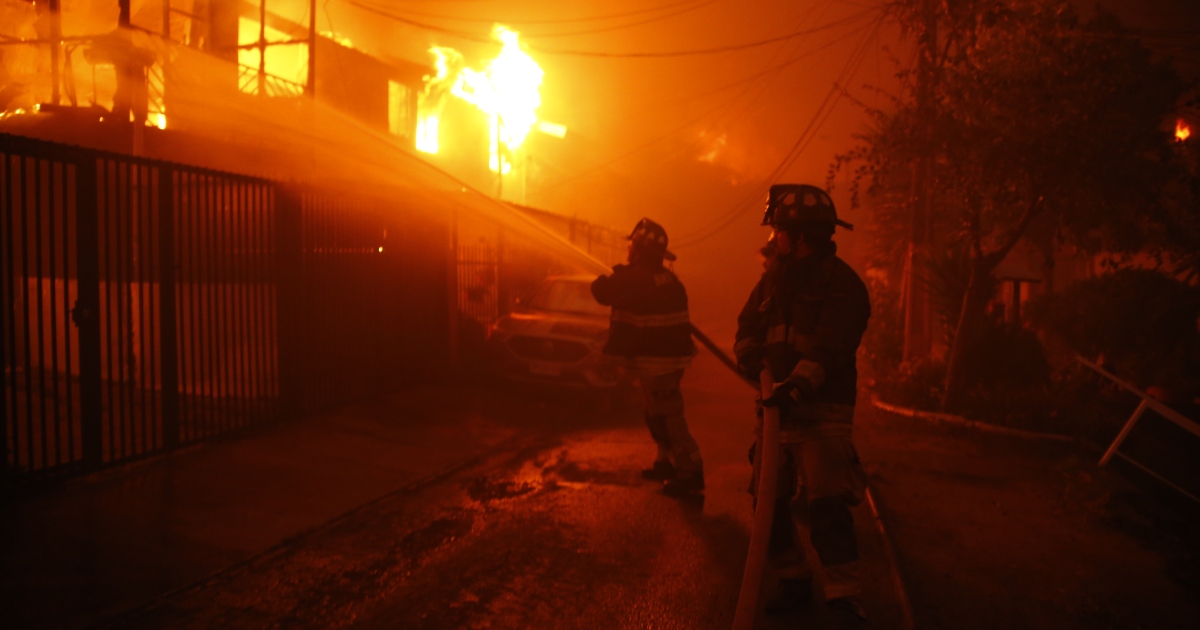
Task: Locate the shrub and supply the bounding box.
[875,312,1051,415]
[861,272,904,380]
[1030,268,1200,397]
[874,357,946,411]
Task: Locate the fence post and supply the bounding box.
[447,207,458,365]
[75,156,103,468]
[274,184,303,418]
[496,226,509,316]
[158,166,180,448]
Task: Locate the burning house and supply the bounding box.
[0,0,604,481]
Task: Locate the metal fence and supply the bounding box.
[2,133,450,481]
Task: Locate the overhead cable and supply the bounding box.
[540,4,876,194]
[343,0,881,59]
[350,0,713,26]
[530,7,882,57]
[673,15,885,247]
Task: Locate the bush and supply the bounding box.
[861,273,904,379]
[1030,268,1200,398]
[961,316,1052,389]
[876,314,1051,416]
[874,358,946,411]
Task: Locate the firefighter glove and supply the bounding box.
[761,381,798,409]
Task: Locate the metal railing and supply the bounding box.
[237,64,307,98]
[1082,355,1200,505]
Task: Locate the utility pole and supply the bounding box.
[902,0,936,362]
[306,0,316,97]
[258,0,267,95]
[49,0,61,104]
[112,0,133,121]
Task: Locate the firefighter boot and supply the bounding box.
[827,596,867,629]
[763,577,814,615]
[660,474,704,496]
[641,460,676,481]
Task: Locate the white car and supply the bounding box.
[487,275,621,387]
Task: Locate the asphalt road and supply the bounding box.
[108,353,908,630]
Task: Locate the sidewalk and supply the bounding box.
[857,403,1200,629]
[0,383,544,630]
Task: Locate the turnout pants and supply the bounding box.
[756,422,867,601]
[639,369,704,478]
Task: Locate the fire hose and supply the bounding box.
[688,325,780,630]
[509,219,903,626]
[562,245,783,629]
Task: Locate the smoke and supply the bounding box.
[6,0,912,345]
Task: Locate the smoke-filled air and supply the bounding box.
[3,1,1200,629]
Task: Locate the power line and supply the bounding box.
[343,1,496,44]
[342,1,881,59]
[673,15,885,247]
[530,7,882,57]
[537,6,863,194]
[662,14,878,104]
[534,3,878,194]
[494,1,723,39]
[352,0,713,26]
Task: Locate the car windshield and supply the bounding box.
[526,278,609,317]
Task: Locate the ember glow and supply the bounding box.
[417,26,549,174]
[1176,118,1192,142]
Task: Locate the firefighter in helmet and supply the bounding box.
[591,218,704,496]
[734,184,871,624]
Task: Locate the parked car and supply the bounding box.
[487,275,620,387]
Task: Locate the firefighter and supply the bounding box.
[591,218,704,496]
[734,184,871,625]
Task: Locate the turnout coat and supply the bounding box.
[734,243,871,433]
[591,262,696,376]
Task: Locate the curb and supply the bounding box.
[871,397,1076,443]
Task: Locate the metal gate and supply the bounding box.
[1,136,284,479]
[3,134,451,481]
[2,143,85,477]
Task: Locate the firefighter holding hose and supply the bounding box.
[734,184,871,626]
[591,218,704,497]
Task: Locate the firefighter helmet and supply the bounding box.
[628,218,676,261]
[762,184,853,230]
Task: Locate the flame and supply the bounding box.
[417,25,546,174]
[416,47,458,154]
[1176,119,1191,142]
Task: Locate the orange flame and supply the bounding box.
[417,26,554,174]
[1176,119,1191,142]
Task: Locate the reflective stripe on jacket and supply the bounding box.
[591,262,696,374]
[735,243,870,423]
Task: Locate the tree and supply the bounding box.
[834,0,1183,411]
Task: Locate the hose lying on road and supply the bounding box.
[567,255,785,629]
